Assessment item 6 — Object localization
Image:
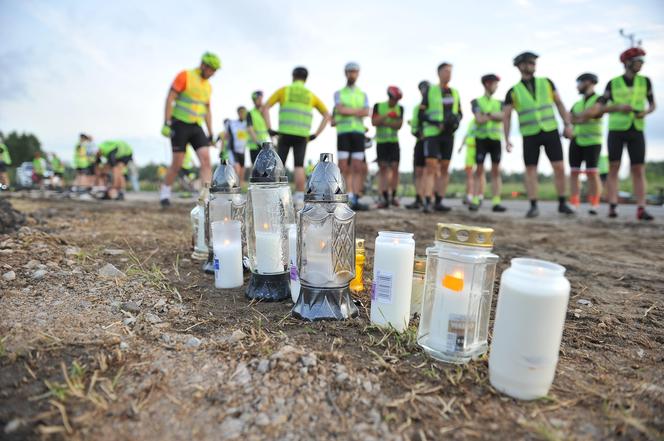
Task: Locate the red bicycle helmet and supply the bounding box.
[620,47,646,63]
[387,85,403,100]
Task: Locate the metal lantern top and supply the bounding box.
[305,153,347,203]
[211,160,240,193]
[250,142,287,184]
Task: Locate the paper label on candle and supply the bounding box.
[446,313,472,352]
[290,264,299,281]
[214,258,220,271]
[374,271,394,304]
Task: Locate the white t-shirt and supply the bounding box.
[225,119,249,154]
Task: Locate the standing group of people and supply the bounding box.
[160,47,656,220]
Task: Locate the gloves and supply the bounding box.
[161,124,172,138]
[268,129,279,137]
[308,133,317,141]
[208,135,215,146]
[387,111,398,119]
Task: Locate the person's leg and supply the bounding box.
[568,139,582,207]
[377,161,389,206]
[491,162,502,202]
[569,171,581,207]
[292,138,307,207]
[626,131,650,219]
[196,147,212,185]
[465,167,474,202]
[472,164,483,205]
[632,163,646,205]
[390,162,399,198]
[423,158,439,212]
[525,166,538,200]
[338,153,351,194]
[351,158,365,196]
[606,131,622,217]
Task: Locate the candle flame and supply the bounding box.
[443,273,465,292]
[263,223,269,230]
[224,239,230,246]
[452,270,464,279]
[320,240,326,250]
[223,217,229,222]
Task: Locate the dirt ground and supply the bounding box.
[1,196,663,441]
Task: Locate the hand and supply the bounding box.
[208,135,215,146]
[308,133,317,141]
[161,123,171,138]
[563,125,574,139]
[618,104,633,113]
[635,111,647,118]
[268,128,278,137]
[506,140,513,153]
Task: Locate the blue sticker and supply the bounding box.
[290,264,299,281]
[214,258,220,270]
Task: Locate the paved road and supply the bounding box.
[6,190,664,225]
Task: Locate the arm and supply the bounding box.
[246,114,259,145]
[389,116,403,130]
[457,134,468,153]
[572,103,603,123]
[164,89,178,124]
[313,112,331,137]
[503,103,513,152]
[553,91,573,138]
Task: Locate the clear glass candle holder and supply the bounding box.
[211,220,243,289]
[417,223,498,364]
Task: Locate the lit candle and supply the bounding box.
[489,258,570,400]
[255,223,283,274]
[301,222,333,285]
[288,224,300,302]
[429,267,471,352]
[212,221,243,289]
[370,232,415,332]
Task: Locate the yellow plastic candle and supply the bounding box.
[350,239,365,293]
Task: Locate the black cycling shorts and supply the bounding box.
[0,163,7,173]
[569,140,600,170]
[608,129,645,165]
[423,134,454,160]
[171,119,210,152]
[475,138,502,165]
[337,133,365,153]
[522,130,563,166]
[107,149,133,167]
[278,134,307,167]
[413,140,425,168]
[232,151,245,167]
[376,142,400,164]
[77,165,96,176]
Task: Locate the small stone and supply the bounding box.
[98,263,125,278]
[64,247,80,256]
[270,345,299,363]
[121,301,140,313]
[161,334,173,344]
[255,413,270,427]
[231,363,251,385]
[219,417,244,439]
[549,418,566,429]
[335,372,349,383]
[31,269,47,280]
[103,248,125,256]
[577,299,592,306]
[363,381,373,392]
[24,259,41,269]
[65,259,75,266]
[2,271,16,281]
[185,336,202,348]
[145,313,161,324]
[46,261,59,268]
[229,330,247,343]
[257,359,270,374]
[123,317,136,326]
[154,298,167,310]
[119,342,129,350]
[636,348,645,358]
[4,418,22,434]
[300,353,317,367]
[0,249,13,255]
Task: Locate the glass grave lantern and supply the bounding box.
[203,160,246,273]
[417,223,499,364]
[292,153,358,321]
[245,142,295,301]
[190,184,210,261]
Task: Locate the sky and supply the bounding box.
[1,0,663,176]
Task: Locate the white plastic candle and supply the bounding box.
[255,224,282,274]
[370,232,415,332]
[288,224,300,302]
[211,221,243,289]
[489,258,570,400]
[429,266,471,353]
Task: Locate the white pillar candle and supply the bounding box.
[195,205,208,254]
[288,224,300,302]
[211,221,243,289]
[428,266,471,353]
[489,258,570,400]
[214,241,243,288]
[370,232,415,332]
[255,228,283,274]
